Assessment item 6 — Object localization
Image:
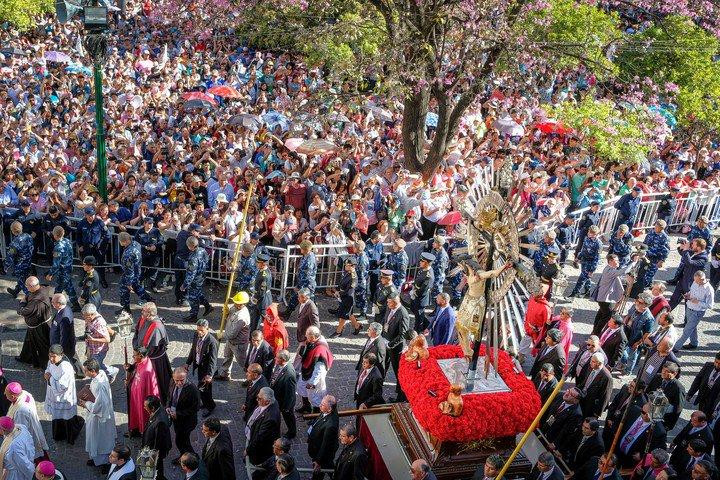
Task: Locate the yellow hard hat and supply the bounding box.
[231,291,249,304]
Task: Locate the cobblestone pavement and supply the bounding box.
[0,239,716,479]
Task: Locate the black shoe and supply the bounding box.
[6,287,17,297]
[330,331,342,338]
[183,315,198,323]
[203,305,215,317]
[328,308,339,315]
[114,307,130,315]
[682,344,698,350]
[214,375,229,381]
[296,405,312,414]
[352,327,361,335]
[87,460,96,467]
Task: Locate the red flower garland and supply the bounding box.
[398,345,541,442]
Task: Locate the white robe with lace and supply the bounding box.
[44,360,78,420]
[84,371,117,459]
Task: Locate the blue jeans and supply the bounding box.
[622,344,641,373]
[675,308,705,347]
[92,349,109,375]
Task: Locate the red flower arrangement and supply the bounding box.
[398,345,541,442]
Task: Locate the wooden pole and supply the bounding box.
[218,181,255,339]
[302,405,393,420]
[497,376,565,479]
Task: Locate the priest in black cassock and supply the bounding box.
[132,303,172,403]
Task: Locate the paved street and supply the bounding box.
[0,240,716,479]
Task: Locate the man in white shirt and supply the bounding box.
[676,271,715,350]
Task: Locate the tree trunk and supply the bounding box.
[401,87,431,177]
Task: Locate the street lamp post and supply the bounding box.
[83,4,109,202]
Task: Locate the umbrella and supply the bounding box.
[535,121,574,136]
[296,139,338,155]
[437,211,463,226]
[184,99,216,111]
[207,85,241,98]
[364,104,393,122]
[65,63,92,76]
[327,112,350,123]
[263,111,290,132]
[44,51,71,63]
[135,59,154,72]
[426,112,439,128]
[0,47,25,57]
[229,114,262,129]
[284,138,304,151]
[181,91,217,105]
[495,116,525,136]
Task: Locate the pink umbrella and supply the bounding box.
[181,91,217,105]
[284,138,304,151]
[437,211,463,226]
[135,59,154,72]
[44,51,71,63]
[207,85,241,98]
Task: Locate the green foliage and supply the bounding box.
[552,96,653,164]
[0,0,53,29]
[521,0,620,76]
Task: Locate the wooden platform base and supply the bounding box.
[388,403,532,479]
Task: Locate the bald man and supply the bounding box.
[16,277,52,368]
[167,367,200,462]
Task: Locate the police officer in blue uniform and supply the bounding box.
[608,224,633,267]
[641,219,670,289]
[447,233,468,307]
[668,216,712,286]
[135,217,165,292]
[286,240,317,313]
[249,232,269,258]
[234,243,258,293]
[365,231,385,305]
[533,231,561,276]
[45,226,81,312]
[613,186,642,230]
[77,206,110,288]
[174,223,202,306]
[569,225,602,297]
[9,199,41,242]
[374,270,398,323]
[352,240,370,320]
[555,215,576,265]
[4,221,34,297]
[42,205,70,266]
[79,256,102,308]
[386,238,409,290]
[116,231,153,315]
[410,252,435,332]
[249,253,273,332]
[182,235,213,323]
[573,201,601,261]
[429,235,449,298]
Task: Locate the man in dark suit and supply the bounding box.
[568,335,605,386]
[603,379,648,447]
[668,238,708,310]
[270,350,297,439]
[614,403,667,468]
[106,445,137,480]
[201,417,235,480]
[245,387,281,479]
[688,353,720,417]
[141,396,172,480]
[245,330,275,380]
[530,329,566,380]
[243,363,269,422]
[382,292,411,402]
[356,323,388,378]
[556,418,604,470]
[533,364,558,405]
[573,454,622,480]
[540,388,584,445]
[647,362,686,430]
[333,423,367,480]
[669,411,713,472]
[308,395,340,480]
[167,367,200,463]
[251,437,291,480]
[179,453,208,480]
[409,253,435,332]
[290,288,319,342]
[599,315,627,369]
[49,294,79,374]
[527,452,563,480]
[184,319,218,415]
[427,293,457,345]
[638,339,681,387]
[355,353,384,409]
[672,438,711,478]
[578,353,613,418]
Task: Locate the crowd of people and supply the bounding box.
[1,0,720,479]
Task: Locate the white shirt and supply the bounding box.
[687,282,714,311]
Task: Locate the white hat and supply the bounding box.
[216,193,228,204]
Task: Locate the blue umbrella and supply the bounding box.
[65,63,92,76]
[426,112,438,127]
[649,105,677,129]
[262,110,290,132]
